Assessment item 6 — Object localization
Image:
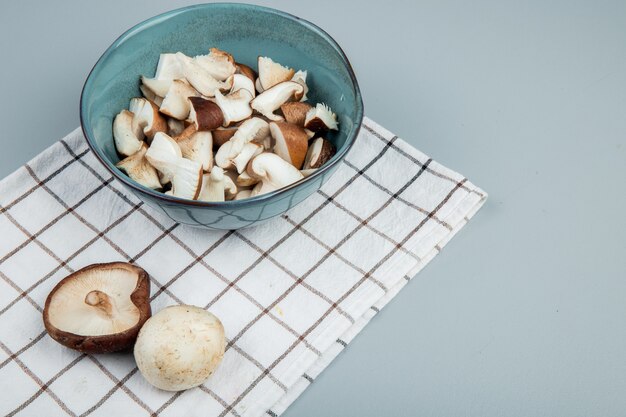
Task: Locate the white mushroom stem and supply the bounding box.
[145,132,183,182]
[229,73,256,97]
[176,52,232,97]
[159,80,200,120]
[113,110,144,156]
[199,167,226,202]
[247,153,304,196]
[214,118,269,169]
[233,143,263,174]
[250,81,304,121]
[214,89,253,126]
[84,290,113,317]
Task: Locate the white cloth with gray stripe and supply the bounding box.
[0,117,486,417]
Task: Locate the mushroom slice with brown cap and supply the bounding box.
[43,262,151,353]
[304,103,339,132]
[303,137,336,169]
[116,144,161,190]
[175,126,213,172]
[188,97,223,131]
[195,48,237,81]
[236,63,257,83]
[291,70,309,102]
[250,81,304,121]
[212,126,237,148]
[229,73,256,97]
[145,132,183,183]
[214,117,269,169]
[113,110,144,156]
[171,158,203,200]
[233,142,263,174]
[280,102,312,127]
[258,56,295,90]
[129,98,167,140]
[214,89,253,126]
[270,122,309,169]
[247,152,304,196]
[159,80,200,120]
[176,52,232,97]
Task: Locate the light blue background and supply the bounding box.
[1,1,625,416]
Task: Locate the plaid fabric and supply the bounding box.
[0,117,486,417]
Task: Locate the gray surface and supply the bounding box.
[2,1,625,416]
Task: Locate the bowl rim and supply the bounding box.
[80,2,364,208]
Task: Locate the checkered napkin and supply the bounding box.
[0,117,486,417]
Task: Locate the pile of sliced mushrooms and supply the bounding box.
[113,48,338,201]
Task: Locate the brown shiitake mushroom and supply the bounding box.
[280,102,312,126]
[43,262,151,354]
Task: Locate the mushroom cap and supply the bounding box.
[159,80,200,120]
[304,103,339,132]
[250,81,304,121]
[188,97,224,131]
[258,56,295,90]
[247,152,304,190]
[134,305,225,391]
[303,137,337,169]
[113,110,144,157]
[116,144,162,190]
[270,122,309,169]
[43,262,151,354]
[214,89,253,126]
[280,102,312,126]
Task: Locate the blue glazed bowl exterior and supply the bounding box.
[80,3,363,229]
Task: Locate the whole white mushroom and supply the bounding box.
[134,305,225,391]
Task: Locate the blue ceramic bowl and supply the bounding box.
[80,3,363,230]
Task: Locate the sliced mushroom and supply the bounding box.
[188,97,223,131]
[116,144,161,189]
[140,76,171,98]
[270,122,309,169]
[159,80,200,120]
[195,48,236,81]
[129,97,167,140]
[300,168,318,178]
[258,56,295,90]
[171,158,203,200]
[224,174,237,200]
[291,70,309,102]
[255,78,265,94]
[145,132,183,182]
[113,110,144,156]
[175,126,213,172]
[250,81,304,121]
[233,142,263,174]
[214,89,253,126]
[155,53,184,80]
[43,262,151,353]
[303,137,336,169]
[214,117,269,169]
[304,103,338,132]
[247,152,304,196]
[229,73,256,97]
[280,102,312,127]
[140,84,164,106]
[198,166,226,202]
[167,118,185,136]
[234,189,253,200]
[212,126,237,148]
[176,52,232,97]
[236,63,256,83]
[236,170,260,187]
